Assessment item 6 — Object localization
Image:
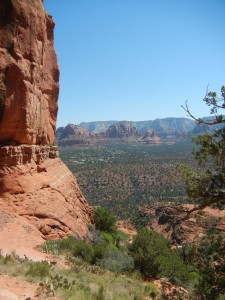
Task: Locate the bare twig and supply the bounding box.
[182,100,225,125]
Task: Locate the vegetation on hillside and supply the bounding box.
[59,140,195,219]
[2,89,224,299]
[38,207,193,299]
[38,205,224,299]
[53,87,225,299]
[0,250,158,299]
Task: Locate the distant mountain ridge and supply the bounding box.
[78,118,196,134]
[79,121,118,133]
[56,117,225,146]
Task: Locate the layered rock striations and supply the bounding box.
[0,0,93,241]
[0,145,93,239]
[0,0,58,145]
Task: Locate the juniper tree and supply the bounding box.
[180,86,225,210]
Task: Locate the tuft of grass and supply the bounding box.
[144,282,159,299]
[0,250,150,300]
[26,261,52,279]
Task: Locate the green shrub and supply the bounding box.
[129,229,190,285]
[40,236,78,254]
[129,229,169,278]
[100,232,114,244]
[112,230,129,248]
[192,231,225,299]
[40,240,61,254]
[92,242,108,264]
[144,282,159,298]
[97,249,134,273]
[73,240,94,264]
[59,236,79,252]
[88,223,95,232]
[94,207,116,233]
[26,261,51,279]
[157,249,190,285]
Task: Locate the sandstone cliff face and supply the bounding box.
[0,146,93,239]
[0,0,93,241]
[0,0,59,145]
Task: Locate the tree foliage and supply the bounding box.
[93,207,116,233]
[184,230,225,300]
[129,229,190,284]
[195,231,225,299]
[180,85,225,209]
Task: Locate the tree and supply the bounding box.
[180,85,225,210]
[129,229,190,284]
[179,86,225,299]
[93,207,116,233]
[194,231,225,299]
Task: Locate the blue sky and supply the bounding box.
[44,0,225,127]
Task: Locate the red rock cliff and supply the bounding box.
[0,0,93,240]
[0,0,58,145]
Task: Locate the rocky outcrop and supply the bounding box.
[0,144,58,167]
[0,0,59,145]
[139,203,225,245]
[0,0,93,241]
[0,145,93,239]
[140,129,162,144]
[106,121,139,138]
[57,124,91,146]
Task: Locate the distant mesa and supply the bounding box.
[57,124,91,146]
[105,121,139,138]
[56,116,224,147]
[56,117,195,146]
[56,121,140,146]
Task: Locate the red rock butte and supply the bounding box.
[0,0,93,243]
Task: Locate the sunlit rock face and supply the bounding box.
[0,0,59,145]
[0,0,93,240]
[0,146,93,239]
